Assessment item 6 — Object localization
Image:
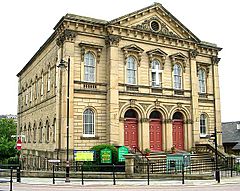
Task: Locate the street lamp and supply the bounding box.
[58,57,70,182]
[214,126,220,183]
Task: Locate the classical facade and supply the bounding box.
[17,3,222,168]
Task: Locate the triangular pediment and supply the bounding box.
[121,44,144,53]
[146,48,167,57]
[170,52,188,62]
[109,3,200,42]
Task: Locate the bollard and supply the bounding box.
[17,165,21,183]
[147,161,150,185]
[112,164,116,185]
[10,167,13,191]
[182,162,185,184]
[81,165,84,185]
[53,165,55,184]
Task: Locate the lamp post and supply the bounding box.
[214,126,220,183]
[58,57,70,182]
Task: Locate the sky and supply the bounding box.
[0,0,239,122]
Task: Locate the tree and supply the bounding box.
[0,118,17,163]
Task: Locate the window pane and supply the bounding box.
[84,53,95,82]
[127,57,136,85]
[200,114,206,135]
[83,109,94,135]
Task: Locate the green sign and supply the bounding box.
[100,148,112,163]
[118,146,129,162]
[74,150,95,161]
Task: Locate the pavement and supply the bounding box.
[4,176,240,185]
[1,176,240,191]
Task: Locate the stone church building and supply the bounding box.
[17,3,222,168]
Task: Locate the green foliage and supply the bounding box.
[0,118,17,163]
[235,163,240,172]
[91,144,118,164]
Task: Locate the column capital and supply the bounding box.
[56,29,76,46]
[211,56,221,65]
[189,49,199,59]
[105,35,121,47]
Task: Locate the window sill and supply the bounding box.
[199,93,208,98]
[174,89,184,95]
[200,134,207,139]
[80,136,99,140]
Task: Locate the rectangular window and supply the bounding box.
[200,115,207,137]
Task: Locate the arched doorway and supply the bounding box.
[172,112,184,150]
[124,109,138,148]
[149,111,163,151]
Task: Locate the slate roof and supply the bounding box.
[222,121,240,150]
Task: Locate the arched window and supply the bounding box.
[28,123,31,143]
[46,120,50,142]
[173,112,183,120]
[23,125,27,143]
[127,56,137,85]
[39,122,43,143]
[25,84,28,105]
[41,72,44,96]
[47,66,51,92]
[173,64,182,89]
[35,76,38,99]
[200,114,207,137]
[33,123,36,143]
[151,60,162,87]
[84,52,95,82]
[83,109,95,137]
[29,81,33,103]
[52,118,56,143]
[198,69,206,93]
[124,109,138,118]
[150,111,161,119]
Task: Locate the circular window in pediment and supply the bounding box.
[150,20,161,32]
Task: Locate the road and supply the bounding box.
[1,183,240,191]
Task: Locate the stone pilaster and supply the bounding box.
[141,118,149,150]
[165,119,172,151]
[189,49,200,147]
[212,56,222,145]
[105,35,121,145]
[56,29,76,159]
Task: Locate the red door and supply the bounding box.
[172,120,184,150]
[150,119,162,151]
[124,119,138,148]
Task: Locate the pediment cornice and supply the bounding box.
[170,52,188,72]
[121,44,144,66]
[121,44,144,53]
[146,48,167,64]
